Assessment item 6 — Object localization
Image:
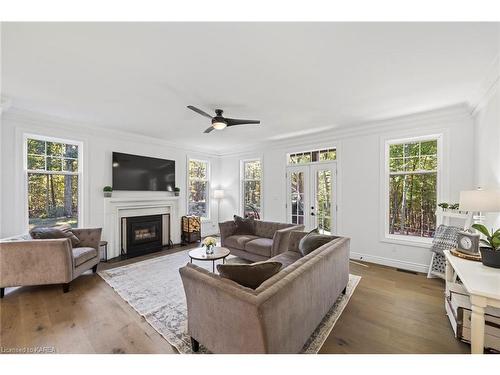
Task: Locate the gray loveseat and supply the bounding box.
[180,231,350,353]
[0,228,102,298]
[219,220,304,262]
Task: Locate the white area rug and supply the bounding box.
[99,250,360,353]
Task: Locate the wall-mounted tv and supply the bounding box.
[112,152,175,191]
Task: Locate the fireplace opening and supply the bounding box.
[121,214,171,257]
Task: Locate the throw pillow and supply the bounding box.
[298,228,335,256]
[30,224,80,247]
[233,215,255,235]
[217,261,282,289]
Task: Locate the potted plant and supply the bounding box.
[449,203,460,211]
[173,187,180,196]
[471,224,500,268]
[103,186,113,198]
[438,202,449,211]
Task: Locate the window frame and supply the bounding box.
[381,133,443,247]
[187,158,211,220]
[286,147,337,166]
[240,158,263,218]
[23,133,84,230]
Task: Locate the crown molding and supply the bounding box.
[470,53,500,115]
[2,107,221,158]
[217,103,472,157]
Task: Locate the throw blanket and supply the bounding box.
[430,224,462,255]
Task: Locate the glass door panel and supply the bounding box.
[312,164,336,234]
[287,166,309,228]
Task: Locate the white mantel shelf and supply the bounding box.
[103,196,181,260]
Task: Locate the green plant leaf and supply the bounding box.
[480,239,492,247]
[472,224,490,237]
[492,236,500,250]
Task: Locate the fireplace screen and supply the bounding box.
[121,214,167,257]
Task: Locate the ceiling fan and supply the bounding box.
[187,105,261,133]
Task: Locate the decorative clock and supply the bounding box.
[456,231,480,256]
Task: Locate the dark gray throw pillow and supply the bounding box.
[30,224,80,247]
[217,261,282,289]
[298,228,336,256]
[233,215,255,235]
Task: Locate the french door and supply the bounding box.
[286,162,337,234]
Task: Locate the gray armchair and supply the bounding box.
[0,227,102,298]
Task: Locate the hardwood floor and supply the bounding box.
[0,245,469,354]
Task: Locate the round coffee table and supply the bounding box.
[188,247,230,272]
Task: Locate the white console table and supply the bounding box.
[444,250,500,354]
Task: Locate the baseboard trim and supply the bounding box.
[349,251,429,274]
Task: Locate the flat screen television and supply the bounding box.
[112,152,175,191]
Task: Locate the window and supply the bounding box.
[188,159,210,218]
[25,136,81,229]
[241,159,262,219]
[288,148,336,165]
[386,137,439,240]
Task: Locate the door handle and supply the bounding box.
[310,212,315,216]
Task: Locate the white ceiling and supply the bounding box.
[2,22,499,152]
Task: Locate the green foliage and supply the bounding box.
[103,186,113,192]
[174,187,180,192]
[471,224,500,251]
[438,203,449,209]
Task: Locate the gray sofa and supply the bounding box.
[0,228,102,298]
[219,220,304,262]
[180,231,350,353]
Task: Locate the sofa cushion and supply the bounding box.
[233,215,256,235]
[269,251,301,269]
[254,221,292,239]
[245,238,273,258]
[217,261,282,289]
[72,247,98,267]
[30,224,80,247]
[298,228,337,256]
[225,235,260,250]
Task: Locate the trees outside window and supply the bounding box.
[188,159,210,218]
[26,137,80,229]
[242,159,262,219]
[387,138,438,239]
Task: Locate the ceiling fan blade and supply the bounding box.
[226,118,261,126]
[204,126,215,133]
[187,105,213,119]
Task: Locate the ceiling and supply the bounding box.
[2,22,499,152]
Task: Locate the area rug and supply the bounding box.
[98,250,360,354]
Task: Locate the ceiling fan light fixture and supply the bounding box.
[212,121,227,130]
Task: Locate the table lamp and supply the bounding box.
[459,189,500,224]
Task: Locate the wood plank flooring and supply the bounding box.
[0,245,469,354]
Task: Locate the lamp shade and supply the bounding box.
[213,189,225,199]
[459,190,500,212]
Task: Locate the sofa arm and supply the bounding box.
[0,238,74,287]
[72,228,102,250]
[218,221,236,246]
[271,225,305,256]
[179,263,267,353]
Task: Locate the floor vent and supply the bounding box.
[396,268,418,275]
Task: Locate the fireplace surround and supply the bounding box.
[104,197,180,260]
[121,214,171,258]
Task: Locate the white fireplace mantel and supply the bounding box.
[103,196,180,259]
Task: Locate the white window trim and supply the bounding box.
[187,158,211,221]
[240,158,263,218]
[380,133,444,248]
[23,133,84,230]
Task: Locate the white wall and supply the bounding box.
[0,110,221,240]
[473,65,500,229]
[219,105,475,272]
